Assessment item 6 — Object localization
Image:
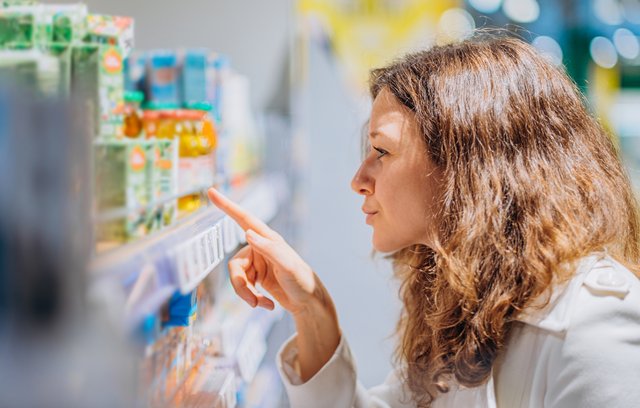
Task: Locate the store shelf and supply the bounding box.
[89,173,287,330]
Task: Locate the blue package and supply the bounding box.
[148,51,179,105]
[181,49,207,106]
[163,290,197,327]
[124,52,147,93]
[208,54,230,125]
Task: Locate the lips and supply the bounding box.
[361,206,378,215]
[365,212,377,224]
[362,206,378,224]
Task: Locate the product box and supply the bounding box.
[148,138,178,230]
[206,53,228,125]
[124,50,146,92]
[72,43,124,138]
[84,14,134,57]
[36,4,87,45]
[2,1,39,6]
[0,6,35,49]
[181,49,207,105]
[147,50,179,106]
[94,139,153,241]
[1,4,87,49]
[164,290,197,327]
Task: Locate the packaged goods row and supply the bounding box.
[1,2,264,248]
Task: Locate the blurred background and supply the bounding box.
[0,0,638,407]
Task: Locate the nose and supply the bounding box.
[351,161,374,196]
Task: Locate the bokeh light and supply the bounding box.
[593,0,624,25]
[613,28,640,60]
[468,0,503,14]
[532,36,564,66]
[437,8,476,45]
[590,36,619,68]
[502,0,540,23]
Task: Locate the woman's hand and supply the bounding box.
[208,188,341,381]
[207,187,321,315]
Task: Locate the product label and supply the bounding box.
[102,47,123,74]
[130,145,146,171]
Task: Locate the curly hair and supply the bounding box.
[369,34,640,406]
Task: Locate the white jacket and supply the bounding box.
[276,254,640,407]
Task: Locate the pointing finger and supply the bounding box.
[207,188,276,239]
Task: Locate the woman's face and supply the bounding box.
[351,88,443,253]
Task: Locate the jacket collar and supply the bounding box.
[514,254,603,333]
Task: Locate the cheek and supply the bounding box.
[372,174,434,250]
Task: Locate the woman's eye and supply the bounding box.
[373,146,388,159]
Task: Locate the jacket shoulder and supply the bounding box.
[564,255,640,333]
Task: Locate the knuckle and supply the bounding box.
[230,275,246,288]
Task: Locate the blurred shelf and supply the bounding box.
[89,173,288,330]
[94,179,223,223]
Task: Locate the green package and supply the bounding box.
[0,4,87,49]
[2,1,39,6]
[37,4,87,45]
[154,139,178,227]
[0,7,34,49]
[72,44,124,138]
[144,139,178,233]
[95,139,153,242]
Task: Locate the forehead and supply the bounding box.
[369,88,416,140]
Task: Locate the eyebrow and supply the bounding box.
[368,130,385,139]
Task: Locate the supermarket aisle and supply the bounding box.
[299,43,402,388]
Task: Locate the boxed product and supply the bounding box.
[84,13,134,57]
[36,4,87,45]
[163,290,197,328]
[2,1,39,5]
[206,53,228,125]
[124,50,146,92]
[0,4,87,48]
[149,138,178,229]
[72,43,124,138]
[181,49,207,105]
[94,139,153,241]
[147,50,179,106]
[0,6,35,49]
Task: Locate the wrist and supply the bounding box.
[290,280,341,382]
[292,276,336,323]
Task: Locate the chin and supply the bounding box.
[372,234,404,254]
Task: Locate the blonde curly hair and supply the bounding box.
[369,35,640,406]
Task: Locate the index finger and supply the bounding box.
[207,187,277,239]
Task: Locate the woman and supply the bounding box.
[208,35,640,407]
